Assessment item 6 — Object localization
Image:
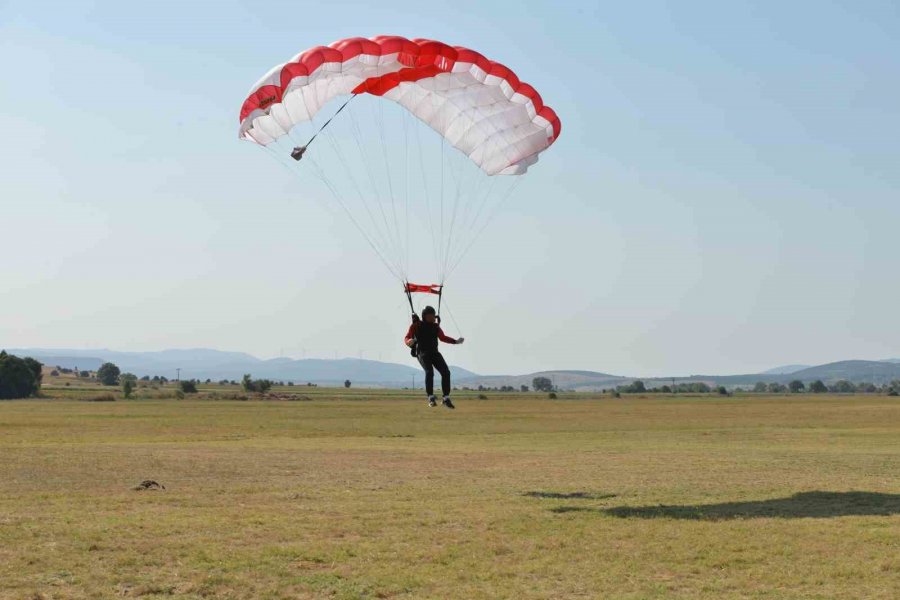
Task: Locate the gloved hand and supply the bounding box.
[457,337,465,345]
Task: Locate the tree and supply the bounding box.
[789,380,805,393]
[123,379,135,399]
[809,380,828,393]
[631,380,646,393]
[717,386,729,396]
[520,385,529,392]
[532,377,553,392]
[23,357,42,386]
[753,382,767,393]
[179,380,198,394]
[344,379,351,388]
[97,363,121,386]
[767,382,786,393]
[242,374,272,394]
[832,380,854,393]
[0,351,42,399]
[50,369,60,377]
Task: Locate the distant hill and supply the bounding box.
[785,360,900,384]
[760,364,811,375]
[462,360,900,391]
[8,348,899,390]
[459,370,629,392]
[8,348,477,386]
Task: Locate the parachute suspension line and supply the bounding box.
[403,107,411,278]
[439,296,463,339]
[292,94,356,159]
[440,142,471,284]
[259,140,404,283]
[411,108,442,276]
[316,123,405,277]
[373,98,406,278]
[404,285,415,316]
[294,105,406,278]
[346,102,407,277]
[445,177,523,280]
[452,173,498,262]
[305,153,406,283]
[439,96,446,283]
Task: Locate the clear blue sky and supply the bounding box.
[1,1,898,376]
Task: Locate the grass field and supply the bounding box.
[2,389,899,599]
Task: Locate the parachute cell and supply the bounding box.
[239,36,560,175]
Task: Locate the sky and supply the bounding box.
[1,0,899,376]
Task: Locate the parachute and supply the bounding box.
[239,36,560,316]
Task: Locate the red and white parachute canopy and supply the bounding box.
[239,36,560,176]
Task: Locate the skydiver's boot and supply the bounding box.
[442,396,455,410]
[428,395,437,407]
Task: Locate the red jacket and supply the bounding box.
[404,323,458,346]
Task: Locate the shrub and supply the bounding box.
[242,374,273,394]
[0,351,43,399]
[84,393,116,402]
[548,392,558,399]
[174,389,185,400]
[478,393,488,400]
[123,379,135,399]
[532,377,553,392]
[179,380,198,394]
[97,363,121,386]
[809,380,828,394]
[888,390,899,397]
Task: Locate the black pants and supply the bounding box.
[418,351,451,397]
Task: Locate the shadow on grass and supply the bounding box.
[553,491,900,520]
[524,491,617,500]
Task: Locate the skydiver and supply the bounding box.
[404,306,464,408]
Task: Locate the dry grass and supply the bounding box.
[1,392,899,599]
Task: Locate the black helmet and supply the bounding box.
[422,305,436,317]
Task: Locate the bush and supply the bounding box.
[179,380,198,394]
[548,392,558,399]
[242,374,273,394]
[83,393,116,402]
[174,389,185,400]
[0,351,43,399]
[123,379,135,399]
[344,379,351,388]
[532,377,553,392]
[888,390,899,397]
[97,362,121,386]
[478,393,488,400]
[809,380,828,393]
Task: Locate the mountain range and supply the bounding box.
[6,348,900,389]
[6,348,476,387]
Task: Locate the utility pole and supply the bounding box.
[176,368,181,382]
